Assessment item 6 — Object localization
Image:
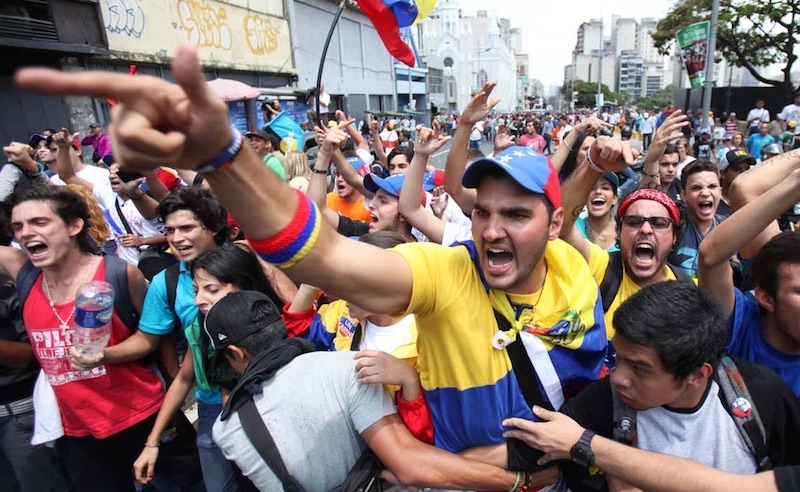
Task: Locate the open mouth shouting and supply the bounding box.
[696,199,715,217]
[368,212,380,231]
[485,245,514,276]
[631,241,656,271]
[24,240,48,262]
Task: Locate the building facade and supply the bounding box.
[416,0,522,112]
[289,0,397,121]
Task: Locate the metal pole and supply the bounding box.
[408,67,412,111]
[701,0,720,131]
[597,52,603,110]
[315,0,346,127]
[570,51,576,111]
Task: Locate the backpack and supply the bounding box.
[598,251,693,313]
[164,262,182,330]
[16,255,138,333]
[611,354,773,472]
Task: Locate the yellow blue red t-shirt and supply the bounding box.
[393,239,607,452]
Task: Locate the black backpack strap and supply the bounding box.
[113,198,134,235]
[667,263,694,284]
[349,322,363,351]
[493,310,551,411]
[103,256,139,334]
[164,263,182,330]
[15,260,40,311]
[610,374,637,446]
[599,251,624,313]
[238,398,306,492]
[715,355,772,472]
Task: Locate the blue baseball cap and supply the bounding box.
[347,156,368,177]
[461,146,561,208]
[422,169,446,192]
[363,173,406,197]
[599,172,619,194]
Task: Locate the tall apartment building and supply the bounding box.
[575,19,604,55]
[611,16,638,56]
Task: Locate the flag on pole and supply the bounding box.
[355,0,437,67]
[266,111,304,153]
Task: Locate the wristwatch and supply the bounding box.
[570,429,596,468]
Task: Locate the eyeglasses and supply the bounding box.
[621,215,674,230]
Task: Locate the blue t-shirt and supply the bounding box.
[139,261,197,335]
[669,215,724,280]
[727,288,800,398]
[745,133,776,160]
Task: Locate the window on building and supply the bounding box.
[477,69,489,87]
[429,68,444,93]
[447,77,457,99]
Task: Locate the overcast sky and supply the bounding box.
[455,0,675,88]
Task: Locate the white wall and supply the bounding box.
[290,0,394,97]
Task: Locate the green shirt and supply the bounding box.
[263,154,286,180]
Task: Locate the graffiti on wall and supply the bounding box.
[177,0,232,50]
[101,0,146,38]
[243,14,281,55]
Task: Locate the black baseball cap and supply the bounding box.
[203,290,283,352]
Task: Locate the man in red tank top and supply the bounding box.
[0,185,203,492]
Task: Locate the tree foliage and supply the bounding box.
[561,80,618,108]
[634,85,676,110]
[650,0,799,98]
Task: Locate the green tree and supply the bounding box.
[635,84,676,110]
[651,0,798,99]
[561,80,615,108]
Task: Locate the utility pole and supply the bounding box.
[701,0,720,131]
[597,52,603,110]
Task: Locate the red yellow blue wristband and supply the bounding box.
[196,126,244,174]
[247,190,322,269]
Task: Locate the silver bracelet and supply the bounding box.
[586,150,604,174]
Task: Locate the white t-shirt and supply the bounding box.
[93,185,163,265]
[778,104,800,127]
[640,116,656,134]
[676,156,697,179]
[360,315,415,353]
[558,125,573,143]
[746,107,770,128]
[638,381,757,475]
[213,352,395,492]
[318,92,330,114]
[470,122,484,141]
[50,165,112,208]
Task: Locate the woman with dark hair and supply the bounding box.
[134,245,284,492]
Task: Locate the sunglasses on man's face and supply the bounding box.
[621,215,673,230]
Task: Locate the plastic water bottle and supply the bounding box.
[73,281,114,358]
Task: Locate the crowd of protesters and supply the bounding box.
[2,44,800,492]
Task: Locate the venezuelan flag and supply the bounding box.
[355,0,437,67]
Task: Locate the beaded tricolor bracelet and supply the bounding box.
[247,189,322,269]
[195,126,245,174]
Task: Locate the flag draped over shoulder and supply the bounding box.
[266,111,304,153]
[355,0,437,67]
